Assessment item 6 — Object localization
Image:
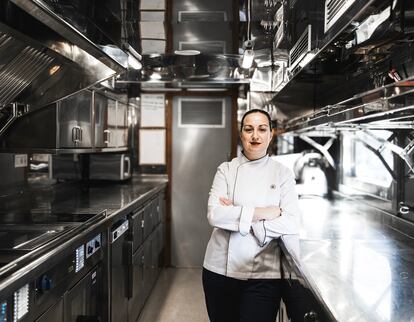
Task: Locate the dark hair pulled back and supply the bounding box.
[240,109,272,131]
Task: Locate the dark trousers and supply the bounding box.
[202,268,314,322]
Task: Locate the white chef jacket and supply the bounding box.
[203,153,301,279]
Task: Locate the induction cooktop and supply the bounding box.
[0,209,106,225]
[0,210,106,273]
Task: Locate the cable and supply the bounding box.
[247,0,252,41]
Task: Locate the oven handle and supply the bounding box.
[124,240,133,299]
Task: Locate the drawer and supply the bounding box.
[130,208,144,252]
[128,247,144,321]
[143,202,154,240]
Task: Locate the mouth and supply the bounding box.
[250,142,261,146]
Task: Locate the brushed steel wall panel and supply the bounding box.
[171,97,232,267]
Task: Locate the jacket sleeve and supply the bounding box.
[251,168,300,246]
[207,164,254,236]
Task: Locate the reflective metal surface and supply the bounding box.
[281,196,414,322]
[171,96,232,267]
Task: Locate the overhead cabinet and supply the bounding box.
[94,93,129,149]
[58,91,93,148]
[0,90,131,152]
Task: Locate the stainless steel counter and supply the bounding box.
[281,196,414,322]
[0,174,168,299]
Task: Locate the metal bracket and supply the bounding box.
[0,103,18,137]
[355,129,414,175]
[298,134,336,169]
[0,103,30,137]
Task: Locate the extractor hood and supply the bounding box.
[0,0,130,134]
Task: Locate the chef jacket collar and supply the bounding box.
[240,151,270,164]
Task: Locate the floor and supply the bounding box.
[137,268,209,322]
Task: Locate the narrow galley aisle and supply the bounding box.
[138,268,209,322]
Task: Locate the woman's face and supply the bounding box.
[240,112,272,160]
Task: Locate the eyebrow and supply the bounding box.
[243,124,269,128]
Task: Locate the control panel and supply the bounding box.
[111,220,129,243]
[86,234,102,259]
[75,245,85,273]
[0,300,7,322]
[14,284,29,321]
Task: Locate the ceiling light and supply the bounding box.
[174,50,201,56]
[49,65,61,76]
[186,88,228,92]
[150,73,162,80]
[142,88,182,92]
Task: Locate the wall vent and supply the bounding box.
[178,98,225,128]
[289,25,312,71]
[178,11,227,22]
[0,33,54,106]
[324,0,357,32]
[179,41,226,54]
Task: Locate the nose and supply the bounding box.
[251,130,259,140]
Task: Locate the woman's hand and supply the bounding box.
[253,207,281,222]
[219,197,233,206]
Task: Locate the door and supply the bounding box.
[106,98,118,147]
[116,102,129,147]
[172,96,232,267]
[58,91,92,148]
[93,92,107,148]
[63,265,102,322]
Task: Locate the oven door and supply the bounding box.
[63,265,102,322]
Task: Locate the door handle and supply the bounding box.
[123,156,131,178]
[104,129,111,145]
[72,126,81,144]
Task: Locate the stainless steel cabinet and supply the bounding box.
[58,91,93,148]
[0,90,131,153]
[94,92,128,148]
[124,192,166,322]
[115,102,128,148]
[94,93,118,148]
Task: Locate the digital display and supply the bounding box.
[75,245,85,273]
[0,301,7,322]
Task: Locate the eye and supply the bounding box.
[243,127,253,133]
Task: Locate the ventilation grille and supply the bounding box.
[179,41,226,54]
[0,32,54,106]
[289,25,311,70]
[179,99,225,128]
[325,0,357,32]
[178,11,227,22]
